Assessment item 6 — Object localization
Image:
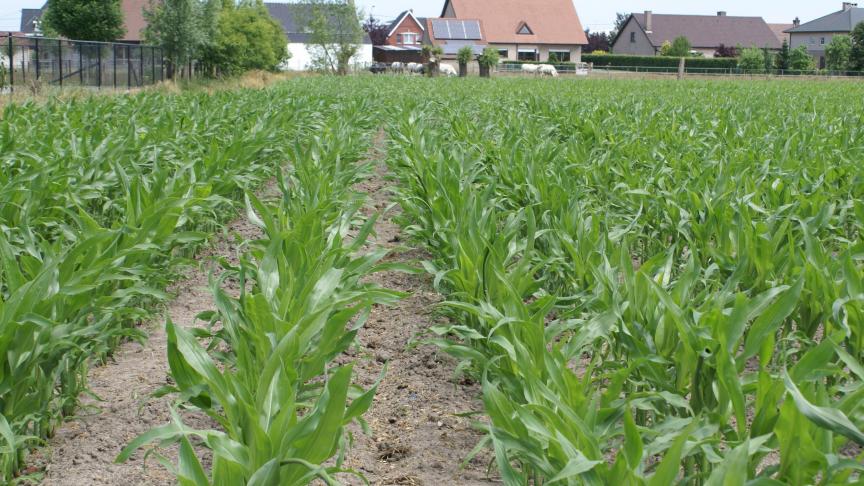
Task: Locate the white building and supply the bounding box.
[266,3,373,71]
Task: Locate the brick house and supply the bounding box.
[438,0,587,62]
[374,10,426,63]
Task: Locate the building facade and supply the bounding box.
[438,0,587,62]
[786,3,864,68]
[612,11,782,57]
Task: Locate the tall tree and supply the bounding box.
[825,34,852,71]
[42,0,125,41]
[774,39,791,70]
[584,29,610,53]
[143,0,206,78]
[210,1,288,74]
[302,0,364,75]
[362,15,388,46]
[850,22,864,70]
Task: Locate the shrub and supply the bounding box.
[667,36,691,57]
[457,46,474,65]
[789,45,815,71]
[825,35,852,71]
[738,47,765,72]
[583,54,738,71]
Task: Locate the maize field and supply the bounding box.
[1,77,863,485]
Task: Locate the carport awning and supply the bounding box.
[374,46,422,52]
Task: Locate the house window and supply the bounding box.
[498,49,509,59]
[821,37,826,45]
[630,32,636,43]
[548,50,571,62]
[518,49,538,61]
[399,33,419,45]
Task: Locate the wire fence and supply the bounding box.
[1,35,165,92]
[498,61,864,79]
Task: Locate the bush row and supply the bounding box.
[584,54,739,69]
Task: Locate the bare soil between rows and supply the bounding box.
[31,132,492,485]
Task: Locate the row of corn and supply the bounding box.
[0,79,392,483]
[115,83,402,484]
[384,78,864,484]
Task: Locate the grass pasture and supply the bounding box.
[1,77,863,485]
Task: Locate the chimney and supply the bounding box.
[842,2,857,11]
[644,11,653,32]
[717,11,727,16]
[793,17,801,27]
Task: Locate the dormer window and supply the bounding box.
[517,22,533,35]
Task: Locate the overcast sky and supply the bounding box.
[0,0,840,33]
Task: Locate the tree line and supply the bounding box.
[37,0,368,77]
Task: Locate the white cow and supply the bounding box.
[391,62,404,73]
[521,64,540,75]
[406,62,423,74]
[538,64,559,77]
[438,64,457,77]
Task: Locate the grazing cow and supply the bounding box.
[391,62,404,73]
[439,64,457,77]
[538,64,559,77]
[521,64,540,75]
[406,62,423,74]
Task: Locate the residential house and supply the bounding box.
[785,3,864,68]
[373,10,426,63]
[438,0,588,62]
[612,11,782,57]
[19,0,148,42]
[265,3,373,71]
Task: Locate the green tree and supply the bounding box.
[738,47,765,72]
[667,36,691,57]
[850,22,864,70]
[825,34,852,72]
[143,0,207,78]
[42,0,125,41]
[762,47,775,72]
[775,39,791,70]
[302,0,364,75]
[477,47,499,78]
[457,45,473,77]
[211,2,288,74]
[789,45,815,71]
[659,40,672,56]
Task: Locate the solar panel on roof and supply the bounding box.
[431,19,482,40]
[450,21,466,39]
[464,21,482,39]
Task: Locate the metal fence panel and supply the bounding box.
[3,34,164,92]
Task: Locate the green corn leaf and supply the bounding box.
[783,372,864,445]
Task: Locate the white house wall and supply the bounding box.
[283,42,373,71]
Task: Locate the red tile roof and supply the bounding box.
[121,0,148,41]
[768,23,793,44]
[441,0,588,45]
